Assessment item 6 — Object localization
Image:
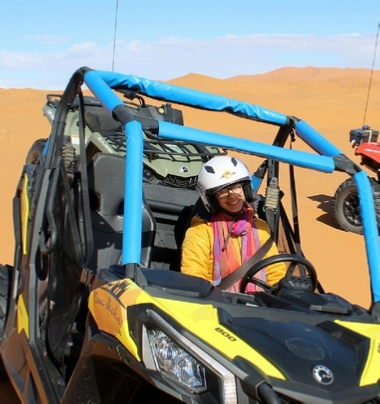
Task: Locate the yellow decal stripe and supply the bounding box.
[17,294,29,338]
[89,280,142,360]
[336,320,380,386]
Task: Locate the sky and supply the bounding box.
[1,0,380,89]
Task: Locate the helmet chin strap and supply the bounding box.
[218,205,244,218]
[221,214,237,251]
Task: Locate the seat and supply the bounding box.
[87,153,156,271]
[143,184,199,270]
[84,107,122,136]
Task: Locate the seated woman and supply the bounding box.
[181,155,286,292]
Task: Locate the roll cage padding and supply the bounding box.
[52,66,380,302]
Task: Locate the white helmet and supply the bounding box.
[197,156,255,214]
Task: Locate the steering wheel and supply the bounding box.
[239,254,318,294]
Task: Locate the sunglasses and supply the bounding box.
[215,184,243,199]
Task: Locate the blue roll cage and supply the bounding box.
[78,68,380,303]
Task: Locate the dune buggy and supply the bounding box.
[333,125,380,234]
[1,67,380,403]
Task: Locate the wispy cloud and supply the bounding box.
[0,33,377,89]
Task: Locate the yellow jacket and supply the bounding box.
[181,215,286,287]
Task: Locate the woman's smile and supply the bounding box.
[218,194,245,213]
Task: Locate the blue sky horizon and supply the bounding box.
[2,0,380,89]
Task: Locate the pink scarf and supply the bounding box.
[211,204,265,292]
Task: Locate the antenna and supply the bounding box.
[363,20,380,126]
[112,0,119,72]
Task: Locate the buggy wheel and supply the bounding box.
[0,264,11,340]
[333,177,380,234]
[25,138,47,164]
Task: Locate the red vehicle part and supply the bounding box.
[355,142,380,170]
[333,127,380,234]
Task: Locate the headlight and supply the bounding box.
[145,310,237,404]
[148,328,207,393]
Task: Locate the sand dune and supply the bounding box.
[1,67,380,309]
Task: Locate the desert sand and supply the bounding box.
[1,66,380,312]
